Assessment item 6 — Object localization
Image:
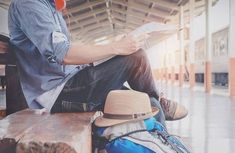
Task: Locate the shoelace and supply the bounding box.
[159,92,170,112]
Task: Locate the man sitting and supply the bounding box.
[8,0,188,124]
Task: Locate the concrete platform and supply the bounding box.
[156,81,235,153]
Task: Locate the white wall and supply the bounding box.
[0,7,9,36]
[193,0,230,41]
[147,0,230,69]
[147,34,178,69]
[229,0,235,57]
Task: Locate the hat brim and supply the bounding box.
[94,107,159,127]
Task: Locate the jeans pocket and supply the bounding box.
[61,101,103,112]
[61,100,85,112]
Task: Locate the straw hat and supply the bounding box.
[95,90,159,127]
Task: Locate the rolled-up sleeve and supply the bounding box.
[14,0,70,64]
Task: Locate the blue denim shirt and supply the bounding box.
[8,0,82,108]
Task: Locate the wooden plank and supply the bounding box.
[0,109,49,153]
[16,112,95,153]
[0,109,49,139]
[0,109,95,153]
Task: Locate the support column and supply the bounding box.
[189,0,196,89]
[162,67,165,80]
[160,68,163,80]
[229,59,235,96]
[166,67,168,83]
[163,67,166,80]
[155,69,159,80]
[179,65,184,86]
[171,66,175,84]
[158,69,161,80]
[204,0,212,93]
[152,69,158,80]
[179,6,185,87]
[229,0,235,97]
[190,64,195,88]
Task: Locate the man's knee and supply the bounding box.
[125,49,148,63]
[131,49,146,58]
[108,49,148,68]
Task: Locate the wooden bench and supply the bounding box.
[0,109,95,153]
[0,34,29,116]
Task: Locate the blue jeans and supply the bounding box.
[51,50,165,125]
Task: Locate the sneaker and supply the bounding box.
[159,93,188,121]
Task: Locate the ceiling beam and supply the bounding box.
[111,6,165,23]
[112,0,170,19]
[0,1,10,9]
[146,0,179,11]
[144,1,155,23]
[68,0,105,14]
[167,0,218,24]
[113,19,137,30]
[112,14,143,27]
[105,0,114,30]
[65,8,106,23]
[72,21,111,37]
[69,14,109,30]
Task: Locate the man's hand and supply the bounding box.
[112,33,149,56]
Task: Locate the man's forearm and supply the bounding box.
[62,34,147,65]
[63,43,117,65]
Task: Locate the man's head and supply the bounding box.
[55,0,66,11]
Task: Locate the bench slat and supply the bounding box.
[17,112,94,153]
[0,109,49,140]
[0,109,95,153]
[0,109,49,153]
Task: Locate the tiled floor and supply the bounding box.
[156,81,235,153]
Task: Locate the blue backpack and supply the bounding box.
[93,117,191,153]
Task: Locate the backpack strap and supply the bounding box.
[93,127,148,153]
[110,129,148,142]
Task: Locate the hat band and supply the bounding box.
[103,112,152,120]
